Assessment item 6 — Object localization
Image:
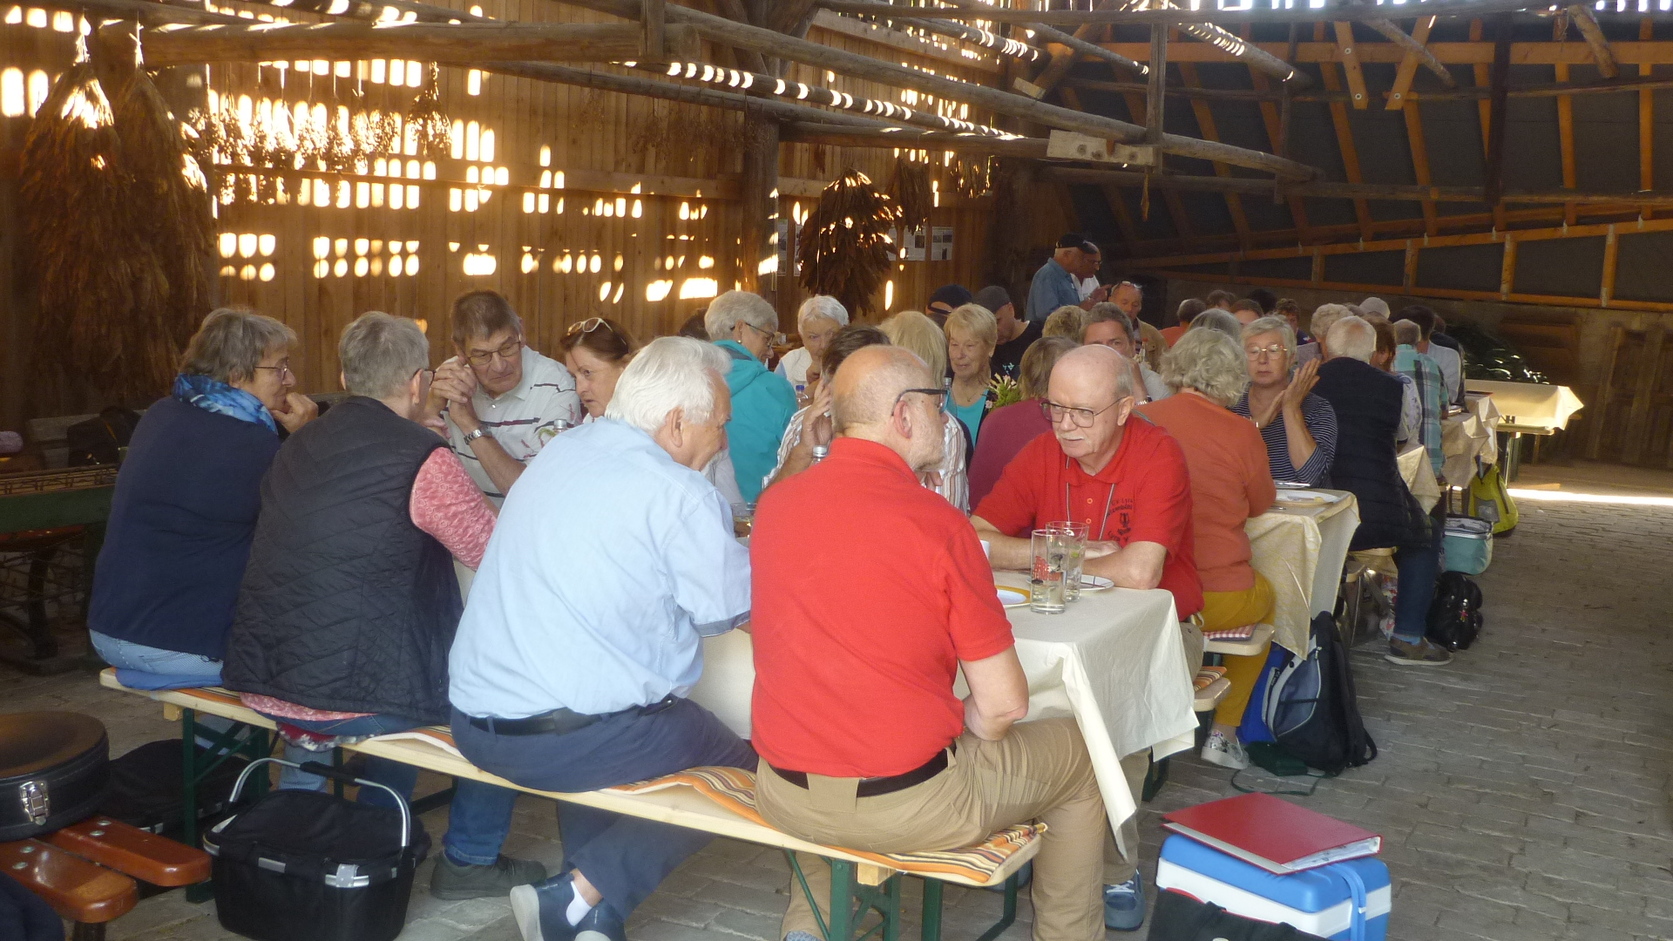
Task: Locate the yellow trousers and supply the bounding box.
[1201,571,1277,727]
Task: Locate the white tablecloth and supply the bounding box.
[1399,446,1443,512]
[688,584,1196,843]
[1442,412,1497,482]
[1464,380,1583,433]
[1245,492,1360,655]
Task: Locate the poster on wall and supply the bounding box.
[903,226,928,262]
[776,219,793,282]
[930,226,954,262]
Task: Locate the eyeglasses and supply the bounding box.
[566,317,615,338]
[253,361,293,379]
[1244,344,1286,361]
[464,338,523,367]
[894,387,948,412]
[1040,398,1122,428]
[742,321,787,347]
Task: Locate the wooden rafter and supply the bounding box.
[817,0,1545,28]
[1081,38,1673,67]
[928,0,1149,78]
[1333,22,1370,109]
[1385,16,1441,110]
[1177,61,1252,249]
[821,0,1047,65]
[1248,65,1314,243]
[1402,101,1439,235]
[1567,4,1621,79]
[1365,15,1456,92]
[1315,23,1372,239]
[137,20,702,64]
[1030,0,1128,99]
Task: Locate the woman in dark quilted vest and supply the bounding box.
[89,308,318,683]
[1312,316,1453,667]
[221,312,546,902]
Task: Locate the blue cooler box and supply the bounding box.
[1156,835,1390,941]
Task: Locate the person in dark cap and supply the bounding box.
[1027,233,1106,323]
[978,285,1041,381]
[925,284,974,328]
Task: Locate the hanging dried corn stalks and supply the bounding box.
[405,65,453,159]
[944,153,995,199]
[889,155,933,231]
[20,44,214,399]
[796,169,902,318]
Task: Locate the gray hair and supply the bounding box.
[340,312,431,399]
[797,295,849,333]
[1086,302,1137,338]
[1393,319,1422,346]
[181,307,297,385]
[1360,297,1391,318]
[1310,304,1354,340]
[705,290,779,341]
[1242,316,1297,360]
[1161,327,1249,406]
[606,336,730,433]
[1192,309,1244,342]
[1327,316,1377,363]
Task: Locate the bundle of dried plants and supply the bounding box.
[796,169,902,317]
[889,155,933,231]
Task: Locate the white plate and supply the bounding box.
[1275,490,1342,507]
[1077,574,1115,592]
[997,586,1030,608]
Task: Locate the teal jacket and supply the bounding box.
[715,340,798,502]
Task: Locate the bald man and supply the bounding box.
[970,344,1201,931]
[750,345,1112,941]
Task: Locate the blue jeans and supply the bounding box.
[90,631,223,681]
[1393,511,1446,644]
[452,698,756,920]
[270,712,519,867]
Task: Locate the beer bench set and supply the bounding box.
[98,669,1042,941]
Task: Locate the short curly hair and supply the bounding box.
[1160,327,1249,407]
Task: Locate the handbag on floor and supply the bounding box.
[1152,889,1331,940]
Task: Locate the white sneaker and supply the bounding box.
[1201,730,1249,770]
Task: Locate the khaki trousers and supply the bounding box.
[758,718,1113,941]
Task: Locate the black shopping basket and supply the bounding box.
[204,758,417,941]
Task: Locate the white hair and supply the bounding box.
[1310,304,1354,341]
[1327,316,1377,363]
[605,336,730,433]
[1360,297,1391,318]
[797,295,849,333]
[705,290,779,341]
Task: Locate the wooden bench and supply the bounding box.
[2,815,211,941]
[1202,622,1276,658]
[99,670,1040,941]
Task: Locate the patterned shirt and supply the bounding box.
[1394,345,1446,478]
[1231,391,1339,487]
[444,346,582,503]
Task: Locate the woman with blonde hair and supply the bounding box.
[1041,304,1086,341]
[879,310,969,511]
[1140,328,1277,771]
[944,303,998,445]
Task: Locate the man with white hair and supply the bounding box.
[707,290,799,502]
[450,337,756,941]
[1297,303,1354,363]
[1315,318,1452,666]
[775,295,848,394]
[224,312,542,901]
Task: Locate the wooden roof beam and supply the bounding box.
[1385,16,1440,109]
[779,123,1049,157]
[137,20,702,65]
[919,0,1150,79]
[1568,4,1621,79]
[1365,15,1456,92]
[1315,23,1372,239]
[816,0,1048,64]
[1028,0,1128,99]
[1176,18,1312,89]
[816,0,1547,28]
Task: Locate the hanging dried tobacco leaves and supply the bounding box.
[889,155,933,231]
[796,169,902,317]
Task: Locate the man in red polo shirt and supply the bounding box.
[971,344,1199,932]
[752,346,1112,941]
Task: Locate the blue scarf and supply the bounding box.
[173,374,277,433]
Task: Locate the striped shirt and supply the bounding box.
[444,346,582,503]
[1231,391,1339,487]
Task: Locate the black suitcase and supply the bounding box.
[204,758,418,941]
[0,711,109,841]
[99,739,252,842]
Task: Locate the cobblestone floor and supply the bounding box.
[2,462,1670,941]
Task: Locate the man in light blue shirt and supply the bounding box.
[449,337,755,941]
[1026,233,1105,322]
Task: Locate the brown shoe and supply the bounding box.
[1385,636,1453,666]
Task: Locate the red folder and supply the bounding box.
[1161,793,1381,874]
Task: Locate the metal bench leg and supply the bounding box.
[918,880,943,941]
[180,709,269,903]
[784,853,904,941]
[971,871,1021,941]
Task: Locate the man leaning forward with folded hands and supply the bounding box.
[448,337,756,941]
[751,344,1114,941]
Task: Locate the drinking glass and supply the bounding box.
[1030,528,1068,614]
[1046,521,1089,600]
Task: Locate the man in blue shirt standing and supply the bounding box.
[1026,233,1107,322]
[449,336,755,941]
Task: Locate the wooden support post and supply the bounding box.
[1499,235,1517,299]
[642,0,665,61]
[139,20,702,65]
[1403,239,1419,290]
[1557,62,1578,225]
[1333,22,1370,110]
[1484,14,1513,208]
[1641,18,1655,218]
[739,112,780,299]
[1601,224,1619,307]
[1146,24,1166,145]
[1385,16,1440,110]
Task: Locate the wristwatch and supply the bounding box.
[462,428,488,444]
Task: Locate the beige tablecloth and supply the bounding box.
[689,584,1195,844]
[1399,446,1443,512]
[1464,380,1583,432]
[1442,412,1497,482]
[1246,491,1360,655]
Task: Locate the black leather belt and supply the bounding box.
[468,695,680,737]
[769,745,953,798]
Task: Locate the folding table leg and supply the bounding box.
[918,880,943,941]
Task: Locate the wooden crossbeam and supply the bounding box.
[1177,61,1252,249]
[926,0,1149,78]
[1333,22,1370,109]
[1083,39,1673,67]
[1567,4,1621,79]
[1315,24,1372,239]
[1402,102,1439,235]
[138,20,701,65]
[1030,0,1130,98]
[1385,16,1442,110]
[1365,15,1455,92]
[816,0,1545,28]
[821,0,1048,64]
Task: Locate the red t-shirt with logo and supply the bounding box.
[972,416,1202,618]
[750,438,1016,778]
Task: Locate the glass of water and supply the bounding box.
[1030,528,1068,614]
[1046,521,1089,601]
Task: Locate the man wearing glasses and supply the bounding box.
[426,290,582,504]
[970,344,1198,933]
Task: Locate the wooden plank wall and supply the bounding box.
[0,0,1000,412]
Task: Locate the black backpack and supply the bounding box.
[1266,612,1378,775]
[1426,572,1484,651]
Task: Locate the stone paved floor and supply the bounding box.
[3,462,1670,941]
